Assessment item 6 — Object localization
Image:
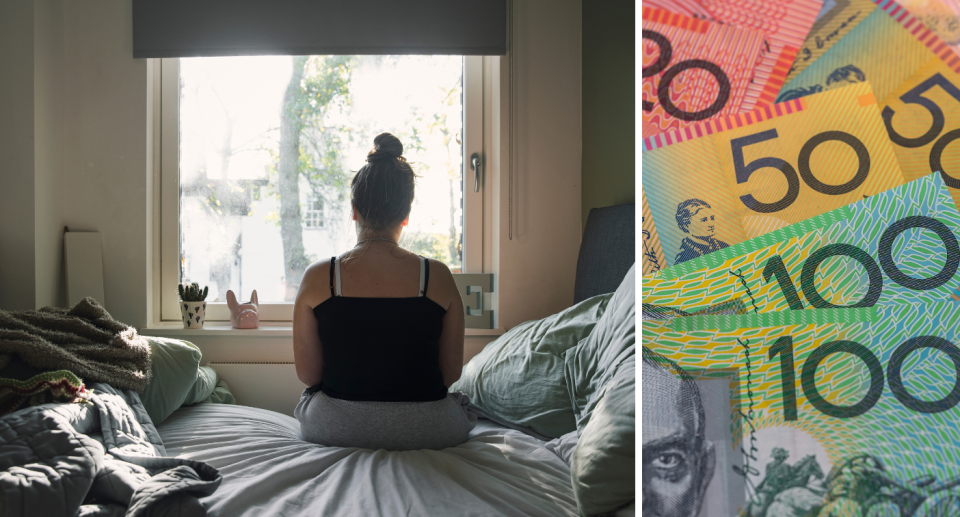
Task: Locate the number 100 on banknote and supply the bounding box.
[642,82,906,272]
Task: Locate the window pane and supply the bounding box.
[179,56,463,302]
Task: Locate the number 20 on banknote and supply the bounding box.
[642,82,905,272]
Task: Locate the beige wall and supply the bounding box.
[0,1,38,311]
[61,0,148,326]
[494,0,584,329]
[581,0,635,230]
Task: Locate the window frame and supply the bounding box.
[156,56,487,322]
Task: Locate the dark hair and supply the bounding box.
[642,347,706,454]
[675,198,712,233]
[826,65,866,86]
[350,133,417,231]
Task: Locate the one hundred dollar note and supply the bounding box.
[643,173,960,314]
[643,0,823,112]
[642,82,904,271]
[779,0,960,103]
[880,47,960,213]
[642,6,766,139]
[785,0,877,82]
[642,303,960,517]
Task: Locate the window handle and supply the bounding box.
[470,153,481,193]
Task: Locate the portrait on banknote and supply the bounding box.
[674,199,731,264]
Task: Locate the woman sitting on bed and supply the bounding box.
[292,132,475,451]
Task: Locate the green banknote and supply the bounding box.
[779,0,960,104]
[643,173,960,313]
[643,303,960,517]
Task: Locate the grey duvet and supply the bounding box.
[0,382,220,517]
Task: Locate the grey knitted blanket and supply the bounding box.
[0,297,151,391]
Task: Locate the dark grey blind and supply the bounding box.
[133,0,507,58]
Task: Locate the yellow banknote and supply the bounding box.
[641,190,667,276]
[642,82,904,270]
[881,56,960,211]
[781,0,960,104]
[786,0,876,82]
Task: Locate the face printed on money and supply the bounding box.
[688,208,718,239]
[642,356,716,517]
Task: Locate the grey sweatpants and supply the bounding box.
[294,389,477,451]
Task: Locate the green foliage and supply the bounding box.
[178,282,209,302]
[401,231,456,266]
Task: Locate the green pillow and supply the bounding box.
[183,366,218,405]
[564,265,636,432]
[570,357,635,517]
[450,293,613,438]
[139,336,202,424]
[200,379,240,405]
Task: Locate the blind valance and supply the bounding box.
[133,0,508,58]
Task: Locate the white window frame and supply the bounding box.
[303,193,324,230]
[155,56,487,323]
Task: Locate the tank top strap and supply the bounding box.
[329,256,336,296]
[419,256,430,297]
[335,256,343,297]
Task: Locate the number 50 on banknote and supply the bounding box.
[642,82,905,274]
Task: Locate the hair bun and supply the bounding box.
[367,132,404,163]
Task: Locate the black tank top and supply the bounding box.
[312,255,449,402]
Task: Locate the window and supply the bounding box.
[157,56,486,322]
[304,195,324,229]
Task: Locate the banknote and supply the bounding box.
[785,0,877,82]
[642,303,960,517]
[899,0,960,54]
[642,190,667,275]
[643,173,960,315]
[779,0,960,104]
[642,6,766,139]
[643,0,823,111]
[642,82,904,270]
[880,53,960,212]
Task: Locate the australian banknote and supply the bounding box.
[644,0,823,112]
[643,173,960,314]
[642,303,960,517]
[880,44,960,212]
[642,190,667,275]
[642,82,904,271]
[899,0,960,55]
[786,0,877,82]
[780,0,960,104]
[642,6,766,139]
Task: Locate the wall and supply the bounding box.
[61,0,148,326]
[494,0,584,327]
[0,2,38,310]
[0,0,66,311]
[581,0,635,230]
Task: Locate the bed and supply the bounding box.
[156,203,636,516]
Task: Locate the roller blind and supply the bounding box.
[133,0,508,58]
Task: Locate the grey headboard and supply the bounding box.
[574,203,635,304]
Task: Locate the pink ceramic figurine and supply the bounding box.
[226,290,260,329]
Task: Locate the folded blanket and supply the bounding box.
[0,370,89,416]
[0,297,151,391]
[0,382,221,516]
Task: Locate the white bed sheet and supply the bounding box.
[158,404,580,516]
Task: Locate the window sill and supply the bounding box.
[140,323,506,338]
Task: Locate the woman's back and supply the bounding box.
[312,250,450,402]
[292,132,471,450]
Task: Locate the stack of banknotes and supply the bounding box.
[642,1,960,516]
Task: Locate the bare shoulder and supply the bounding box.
[426,258,459,308]
[297,258,333,308]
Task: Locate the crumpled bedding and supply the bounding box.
[158,403,580,517]
[0,382,221,517]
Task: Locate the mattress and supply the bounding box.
[157,404,580,516]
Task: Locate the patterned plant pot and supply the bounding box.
[180,301,206,329]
